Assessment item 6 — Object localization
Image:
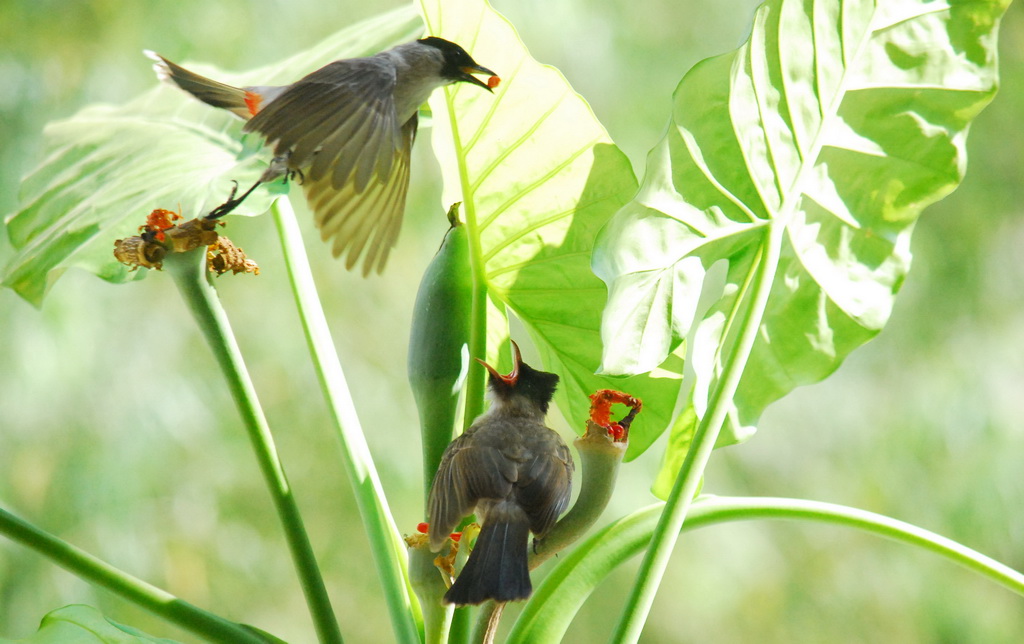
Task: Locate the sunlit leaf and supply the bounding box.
[2,6,423,306]
[592,0,1009,482]
[0,605,177,643]
[421,0,681,456]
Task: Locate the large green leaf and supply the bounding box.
[0,605,177,644]
[2,6,423,306]
[421,0,681,456]
[592,0,1009,488]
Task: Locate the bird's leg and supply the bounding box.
[263,153,295,184]
[205,153,299,220]
[205,179,262,220]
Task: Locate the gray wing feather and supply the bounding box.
[302,117,414,275]
[327,108,378,189]
[516,444,573,536]
[428,435,478,551]
[244,57,401,193]
[288,106,361,169]
[428,437,519,552]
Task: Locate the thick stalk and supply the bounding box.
[164,248,342,644]
[453,188,488,644]
[421,20,493,643]
[611,225,782,643]
[453,113,490,433]
[408,207,474,643]
[271,198,421,643]
[409,546,454,644]
[414,13,489,433]
[0,507,266,643]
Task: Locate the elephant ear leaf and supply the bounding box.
[420,0,682,457]
[590,0,1009,491]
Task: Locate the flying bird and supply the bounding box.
[147,37,498,275]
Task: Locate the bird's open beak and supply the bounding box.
[459,64,500,92]
[475,341,522,385]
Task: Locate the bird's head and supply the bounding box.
[477,341,559,416]
[418,37,499,92]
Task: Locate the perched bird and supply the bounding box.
[146,38,498,275]
[428,342,574,605]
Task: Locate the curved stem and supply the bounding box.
[530,423,627,568]
[271,198,421,643]
[612,227,781,643]
[509,496,1024,643]
[0,507,267,643]
[164,248,342,644]
[685,496,1024,594]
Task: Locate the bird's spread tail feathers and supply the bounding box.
[443,512,532,606]
[145,51,254,119]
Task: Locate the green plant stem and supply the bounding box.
[422,18,492,642]
[446,89,488,643]
[408,206,473,508]
[612,228,781,643]
[420,41,489,433]
[271,198,421,644]
[164,248,342,644]
[685,496,1024,593]
[461,242,489,432]
[407,208,472,644]
[449,539,475,644]
[470,604,497,644]
[0,507,266,643]
[409,547,454,644]
[449,608,473,644]
[510,496,1024,642]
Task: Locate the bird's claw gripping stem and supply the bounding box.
[206,180,262,220]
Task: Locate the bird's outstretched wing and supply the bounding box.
[245,57,413,275]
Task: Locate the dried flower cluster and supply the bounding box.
[114,209,258,276]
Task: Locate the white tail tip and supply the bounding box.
[143,50,171,81]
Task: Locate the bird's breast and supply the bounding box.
[392,78,447,123]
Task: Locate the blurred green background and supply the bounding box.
[1,0,1022,642]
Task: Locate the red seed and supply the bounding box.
[609,423,625,441]
[487,75,501,89]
